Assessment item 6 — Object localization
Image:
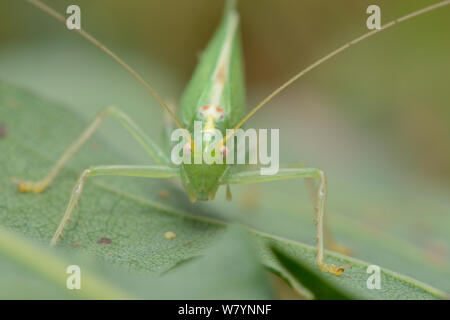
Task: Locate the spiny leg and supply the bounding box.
[225,165,345,276]
[50,165,179,246]
[16,106,170,193]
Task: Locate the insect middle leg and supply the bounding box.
[50,165,179,246]
[304,176,352,256]
[225,165,345,276]
[16,106,170,193]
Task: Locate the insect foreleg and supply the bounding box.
[16,106,170,193]
[225,165,345,276]
[50,165,179,246]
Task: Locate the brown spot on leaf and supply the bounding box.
[240,188,260,212]
[158,189,170,200]
[71,242,80,248]
[97,237,112,244]
[6,98,18,108]
[424,241,448,265]
[0,124,7,139]
[88,141,101,152]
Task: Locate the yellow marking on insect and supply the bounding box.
[16,180,49,193]
[199,105,224,135]
[204,118,215,132]
[164,231,176,240]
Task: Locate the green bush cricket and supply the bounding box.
[15,0,450,276]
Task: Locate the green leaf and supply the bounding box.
[0,81,446,299]
[0,225,131,299]
[141,226,273,299]
[0,225,272,299]
[270,245,354,300]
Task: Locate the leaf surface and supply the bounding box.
[0,81,446,299]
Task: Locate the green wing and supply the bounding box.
[179,0,246,129]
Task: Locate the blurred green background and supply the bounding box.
[0,0,449,295]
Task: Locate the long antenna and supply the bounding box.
[224,0,450,143]
[27,0,186,132]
